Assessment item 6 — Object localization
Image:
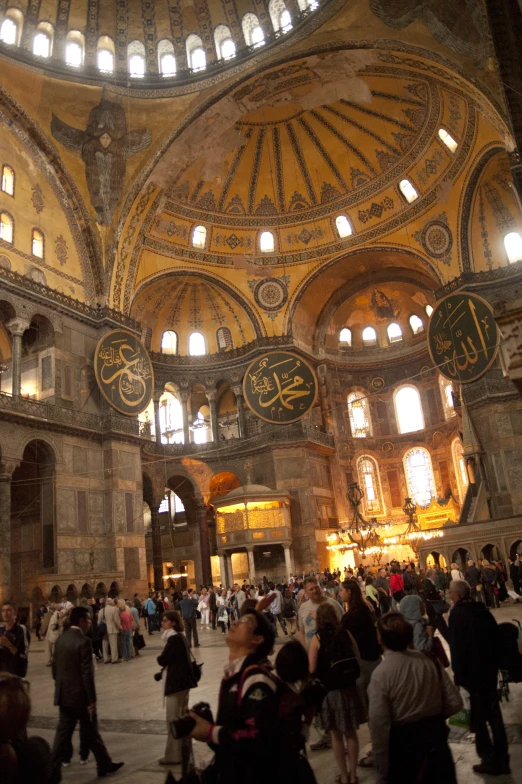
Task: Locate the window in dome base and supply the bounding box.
[339,327,351,345]
[504,232,522,264]
[362,326,377,346]
[398,178,418,203]
[425,304,433,318]
[192,225,207,249]
[33,32,51,58]
[438,128,458,152]
[161,330,178,355]
[1,165,14,196]
[260,231,274,252]
[189,332,206,356]
[387,322,402,343]
[0,18,17,45]
[190,47,206,71]
[335,215,352,238]
[409,314,424,334]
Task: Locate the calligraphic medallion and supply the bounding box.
[94,329,154,416]
[243,351,317,424]
[427,293,499,384]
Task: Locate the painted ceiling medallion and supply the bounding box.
[254,278,288,312]
[421,220,453,259]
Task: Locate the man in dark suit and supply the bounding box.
[49,606,124,782]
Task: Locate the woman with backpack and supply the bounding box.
[308,602,364,784]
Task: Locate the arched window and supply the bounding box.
[452,439,468,502]
[339,327,352,345]
[161,330,178,355]
[335,215,352,238]
[217,326,233,351]
[214,25,235,59]
[242,13,265,47]
[357,456,384,516]
[398,178,418,203]
[438,128,458,152]
[159,392,184,444]
[425,304,433,318]
[0,211,13,243]
[394,385,424,434]
[33,23,53,58]
[362,326,377,346]
[409,314,424,335]
[31,228,44,258]
[192,225,207,248]
[348,391,372,438]
[269,0,290,31]
[387,322,402,343]
[439,376,455,419]
[65,30,84,66]
[0,9,23,46]
[193,410,210,443]
[97,36,115,72]
[504,231,522,264]
[297,0,319,9]
[404,447,435,507]
[260,231,274,252]
[280,9,292,31]
[158,39,176,76]
[1,165,14,196]
[189,332,206,356]
[128,40,145,77]
[186,34,206,71]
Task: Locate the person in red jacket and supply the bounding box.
[389,565,405,611]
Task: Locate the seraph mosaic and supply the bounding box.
[51,96,151,225]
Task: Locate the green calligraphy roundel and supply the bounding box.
[243,351,318,423]
[94,329,154,416]
[427,292,499,384]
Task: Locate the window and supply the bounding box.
[192,225,207,248]
[158,39,176,76]
[362,326,377,346]
[348,392,372,438]
[217,326,233,351]
[189,332,206,356]
[128,40,145,77]
[280,9,292,31]
[404,448,435,508]
[335,215,352,238]
[161,330,178,355]
[297,0,319,9]
[387,322,402,343]
[394,385,424,434]
[242,14,265,47]
[357,456,384,516]
[0,18,17,45]
[33,31,51,58]
[65,31,84,66]
[0,211,13,243]
[452,439,468,502]
[409,314,424,334]
[438,128,458,153]
[221,38,236,59]
[504,232,522,264]
[159,393,184,444]
[269,0,290,31]
[339,327,352,345]
[186,35,206,71]
[260,231,274,252]
[439,376,455,419]
[214,25,236,60]
[251,25,265,46]
[1,165,14,196]
[193,410,209,443]
[398,178,418,203]
[97,36,115,72]
[425,304,433,318]
[32,228,44,258]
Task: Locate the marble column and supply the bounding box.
[6,318,30,398]
[207,390,219,443]
[234,387,246,439]
[179,391,190,445]
[0,472,12,604]
[153,397,162,445]
[246,546,255,582]
[195,501,212,585]
[150,503,164,590]
[219,554,227,587]
[283,544,294,579]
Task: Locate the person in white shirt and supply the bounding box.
[266,583,288,637]
[298,576,343,650]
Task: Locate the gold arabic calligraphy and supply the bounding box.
[247,356,315,421]
[98,339,152,408]
[430,295,496,380]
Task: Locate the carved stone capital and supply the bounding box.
[6,317,31,337]
[0,459,19,477]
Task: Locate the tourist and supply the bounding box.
[100,597,121,664]
[298,576,344,650]
[117,600,135,662]
[208,586,218,630]
[423,568,450,641]
[494,560,508,602]
[179,590,200,649]
[481,560,500,608]
[282,589,298,635]
[375,568,391,614]
[364,575,380,615]
[49,606,124,781]
[0,672,52,784]
[44,604,62,666]
[126,601,141,657]
[60,597,73,612]
[340,579,381,713]
[368,613,461,784]
[35,604,48,641]
[155,594,165,629]
[133,593,142,615]
[465,560,483,602]
[448,579,510,775]
[510,555,521,595]
[197,588,210,629]
[216,590,228,634]
[399,594,434,652]
[143,594,157,635]
[450,562,463,581]
[308,602,363,784]
[0,602,26,677]
[389,565,405,610]
[157,610,196,766]
[267,582,288,637]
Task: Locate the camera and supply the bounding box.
[154,671,164,682]
[170,701,213,739]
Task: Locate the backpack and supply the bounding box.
[282,599,296,619]
[319,628,360,691]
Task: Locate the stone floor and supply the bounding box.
[25,603,522,784]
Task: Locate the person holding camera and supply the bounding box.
[156,610,197,766]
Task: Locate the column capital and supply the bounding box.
[0,459,19,477]
[6,317,30,337]
[206,389,218,402]
[178,389,189,402]
[232,386,244,398]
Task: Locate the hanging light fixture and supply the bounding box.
[384,497,443,557]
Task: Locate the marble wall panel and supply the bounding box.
[73,446,88,477]
[89,492,105,533]
[87,448,104,482]
[124,547,140,579]
[57,488,76,532]
[58,549,75,574]
[20,523,34,552]
[113,493,126,534]
[70,329,85,357]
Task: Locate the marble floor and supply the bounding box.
[24,604,522,784]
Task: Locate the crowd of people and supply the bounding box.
[0,554,521,784]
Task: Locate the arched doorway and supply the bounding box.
[95,582,106,598]
[109,581,119,598]
[426,551,447,568]
[451,548,470,571]
[510,540,522,560]
[49,584,62,603]
[11,440,56,599]
[80,583,93,600]
[66,584,78,605]
[480,543,502,563]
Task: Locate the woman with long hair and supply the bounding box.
[156,610,196,766]
[340,579,382,712]
[117,600,135,662]
[0,672,51,783]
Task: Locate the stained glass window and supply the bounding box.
[394,385,424,433]
[357,456,383,515]
[404,448,435,507]
[348,392,372,438]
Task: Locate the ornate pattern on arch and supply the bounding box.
[0,426,64,466]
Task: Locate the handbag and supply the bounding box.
[448,687,471,729]
[134,632,146,650]
[431,636,450,668]
[97,609,107,638]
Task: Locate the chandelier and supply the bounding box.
[337,483,390,555]
[384,497,443,557]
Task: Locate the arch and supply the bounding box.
[66,583,78,604]
[409,314,424,335]
[216,326,232,352]
[242,13,264,47]
[404,447,435,508]
[348,391,372,437]
[214,25,235,60]
[33,22,53,57]
[80,582,94,599]
[189,331,206,356]
[357,455,384,516]
[394,385,424,433]
[95,582,107,598]
[0,210,14,243]
[509,540,522,560]
[362,326,377,345]
[339,327,351,345]
[128,40,145,77]
[1,164,15,196]
[387,322,402,343]
[269,0,291,32]
[192,224,207,248]
[209,471,241,498]
[451,547,470,571]
[31,227,44,258]
[461,145,505,272]
[0,8,23,46]
[159,390,184,444]
[65,30,84,66]
[426,551,447,569]
[158,38,176,76]
[186,34,206,71]
[108,581,119,598]
[97,35,115,72]
[480,543,503,563]
[49,584,62,603]
[161,330,178,354]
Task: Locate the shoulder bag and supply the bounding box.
[98,609,107,638]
